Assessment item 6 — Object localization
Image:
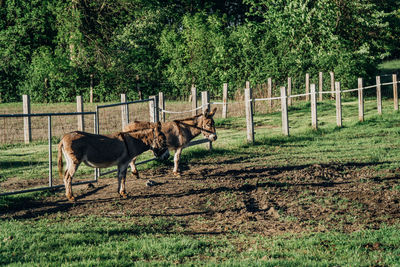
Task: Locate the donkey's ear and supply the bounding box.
[203,108,209,116]
[156,121,162,129]
[209,107,217,117]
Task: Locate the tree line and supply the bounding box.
[0,0,399,103]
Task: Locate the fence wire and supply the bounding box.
[1,76,398,196]
[251,80,399,103]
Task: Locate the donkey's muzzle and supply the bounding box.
[208,134,217,142]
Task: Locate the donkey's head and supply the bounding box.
[150,122,168,157]
[198,107,217,142]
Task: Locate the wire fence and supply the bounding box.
[244,76,399,143]
[252,80,400,102]
[1,73,399,195]
[0,111,97,196]
[0,96,213,196]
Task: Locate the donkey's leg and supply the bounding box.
[129,157,139,179]
[117,166,128,198]
[64,161,79,202]
[117,169,122,196]
[173,147,183,177]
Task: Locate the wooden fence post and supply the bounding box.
[267,78,273,111]
[393,74,398,111]
[246,81,250,90]
[201,91,210,113]
[311,84,318,130]
[149,95,154,123]
[76,95,85,131]
[90,74,94,103]
[121,94,128,129]
[23,95,32,144]
[281,87,289,136]
[159,92,165,122]
[149,95,159,123]
[287,77,292,106]
[376,76,382,115]
[358,78,364,122]
[330,71,335,99]
[246,81,254,113]
[245,87,254,143]
[222,83,228,118]
[305,73,310,101]
[319,72,323,102]
[191,85,197,116]
[335,82,342,127]
[201,91,212,150]
[136,75,142,100]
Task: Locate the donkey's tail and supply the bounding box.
[58,141,64,179]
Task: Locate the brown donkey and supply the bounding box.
[57,122,167,201]
[124,108,217,178]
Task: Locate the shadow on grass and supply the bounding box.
[150,147,243,170]
[138,160,392,199]
[0,190,55,213]
[150,126,348,170]
[0,161,44,170]
[354,115,400,128]
[0,184,109,218]
[0,159,394,226]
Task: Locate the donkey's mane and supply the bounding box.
[173,113,202,123]
[118,127,154,146]
[119,126,154,135]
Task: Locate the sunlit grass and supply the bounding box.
[0,217,399,266]
[378,59,400,71]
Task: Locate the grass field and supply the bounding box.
[1,218,399,266]
[1,94,400,265]
[378,59,400,74]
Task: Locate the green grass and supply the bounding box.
[211,98,400,170]
[378,59,400,72]
[1,97,400,265]
[1,217,399,266]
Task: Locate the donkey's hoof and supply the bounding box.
[173,172,181,178]
[67,196,76,202]
[120,192,128,199]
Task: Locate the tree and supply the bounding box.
[242,0,389,89]
[0,0,397,103]
[159,13,232,98]
[0,0,58,101]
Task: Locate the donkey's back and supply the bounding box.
[124,120,194,149]
[60,131,126,167]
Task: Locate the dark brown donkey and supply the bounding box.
[57,122,167,201]
[124,108,217,177]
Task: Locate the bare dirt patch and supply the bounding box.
[1,157,400,236]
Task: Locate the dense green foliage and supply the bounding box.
[0,0,399,102]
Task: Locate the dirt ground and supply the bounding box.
[1,155,400,236]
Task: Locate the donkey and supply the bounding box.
[124,108,217,178]
[57,122,167,201]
